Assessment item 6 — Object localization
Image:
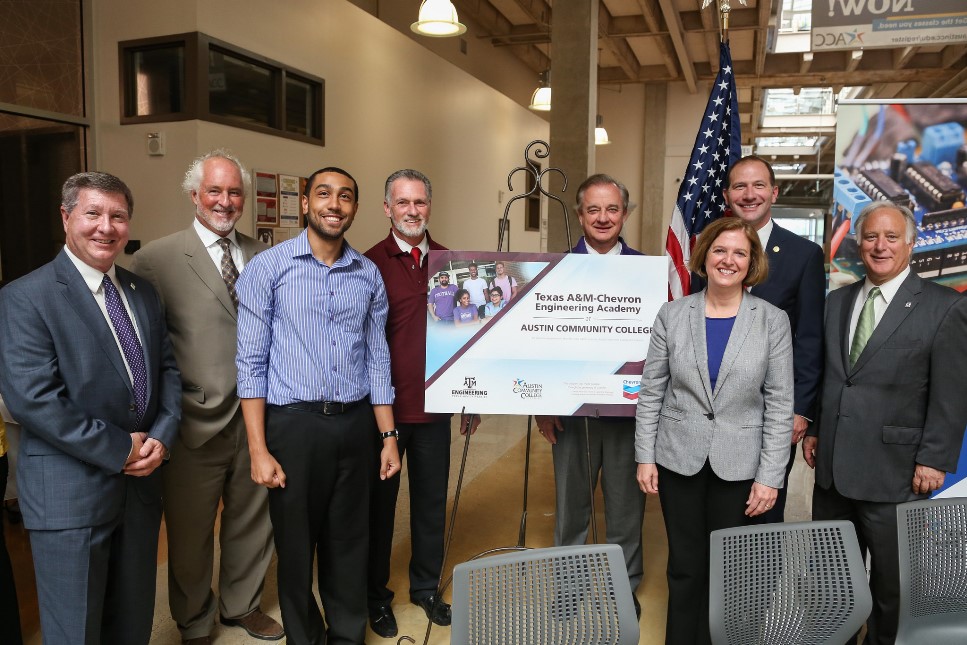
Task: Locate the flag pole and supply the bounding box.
[720,0,731,42]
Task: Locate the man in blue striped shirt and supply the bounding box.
[236,167,401,645]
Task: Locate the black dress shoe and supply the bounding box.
[369,604,398,638]
[412,595,451,626]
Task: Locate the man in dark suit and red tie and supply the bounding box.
[804,201,967,644]
[0,172,181,644]
[693,155,825,522]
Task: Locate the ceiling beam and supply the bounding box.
[697,0,721,74]
[845,50,863,73]
[635,0,679,77]
[508,0,551,26]
[598,4,640,81]
[754,0,772,77]
[892,46,917,69]
[453,0,549,73]
[941,44,967,68]
[929,65,967,98]
[800,52,813,74]
[656,0,697,92]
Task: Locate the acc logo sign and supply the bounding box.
[813,30,864,48]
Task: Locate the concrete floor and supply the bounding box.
[6,413,814,644]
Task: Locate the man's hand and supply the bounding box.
[250,450,286,488]
[637,463,658,494]
[535,415,563,444]
[912,464,945,495]
[124,437,166,477]
[792,414,809,443]
[380,440,401,480]
[802,436,817,468]
[746,482,779,517]
[460,413,481,435]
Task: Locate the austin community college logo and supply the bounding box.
[512,378,543,399]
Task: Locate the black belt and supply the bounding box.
[279,398,366,416]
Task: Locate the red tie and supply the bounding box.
[410,247,422,267]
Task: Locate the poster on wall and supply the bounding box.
[278,174,302,227]
[423,251,666,417]
[832,98,967,498]
[811,0,967,51]
[254,171,278,225]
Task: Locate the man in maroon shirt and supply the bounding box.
[364,169,479,638]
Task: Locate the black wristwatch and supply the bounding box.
[380,429,400,441]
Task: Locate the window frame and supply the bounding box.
[119,32,325,146]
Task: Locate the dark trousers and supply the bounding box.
[266,404,375,645]
[368,419,450,607]
[658,461,751,645]
[29,477,161,645]
[812,483,900,645]
[753,443,797,524]
[0,454,23,644]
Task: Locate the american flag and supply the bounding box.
[666,41,742,299]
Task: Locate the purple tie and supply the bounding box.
[102,275,148,425]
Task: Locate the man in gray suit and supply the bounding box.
[132,151,281,644]
[804,200,967,644]
[0,171,181,644]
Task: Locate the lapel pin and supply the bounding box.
[904,301,911,307]
[772,245,780,252]
[130,283,136,290]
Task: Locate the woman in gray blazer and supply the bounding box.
[636,217,794,644]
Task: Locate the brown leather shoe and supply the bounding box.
[182,638,212,645]
[220,609,285,641]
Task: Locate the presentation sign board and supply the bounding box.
[424,251,666,417]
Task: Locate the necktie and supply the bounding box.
[410,247,422,268]
[102,275,148,425]
[849,286,880,368]
[217,238,240,310]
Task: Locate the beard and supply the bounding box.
[393,218,426,240]
[307,211,353,241]
[197,207,240,233]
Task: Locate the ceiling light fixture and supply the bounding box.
[528,70,551,111]
[595,115,611,146]
[411,0,467,37]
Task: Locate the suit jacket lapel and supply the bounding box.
[751,226,785,300]
[712,293,755,398]
[54,252,134,395]
[184,228,237,320]
[851,272,921,373]
[690,293,714,405]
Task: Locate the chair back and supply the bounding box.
[709,520,871,645]
[896,496,967,645]
[451,544,640,645]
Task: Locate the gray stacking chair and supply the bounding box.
[896,496,967,645]
[709,520,872,645]
[451,544,640,645]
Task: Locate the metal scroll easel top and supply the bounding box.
[496,139,572,252]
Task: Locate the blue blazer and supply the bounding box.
[0,250,181,530]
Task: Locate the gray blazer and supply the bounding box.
[131,227,267,449]
[635,290,794,488]
[813,272,967,502]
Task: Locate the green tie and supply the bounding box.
[849,286,880,368]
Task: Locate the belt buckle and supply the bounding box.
[322,401,341,415]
